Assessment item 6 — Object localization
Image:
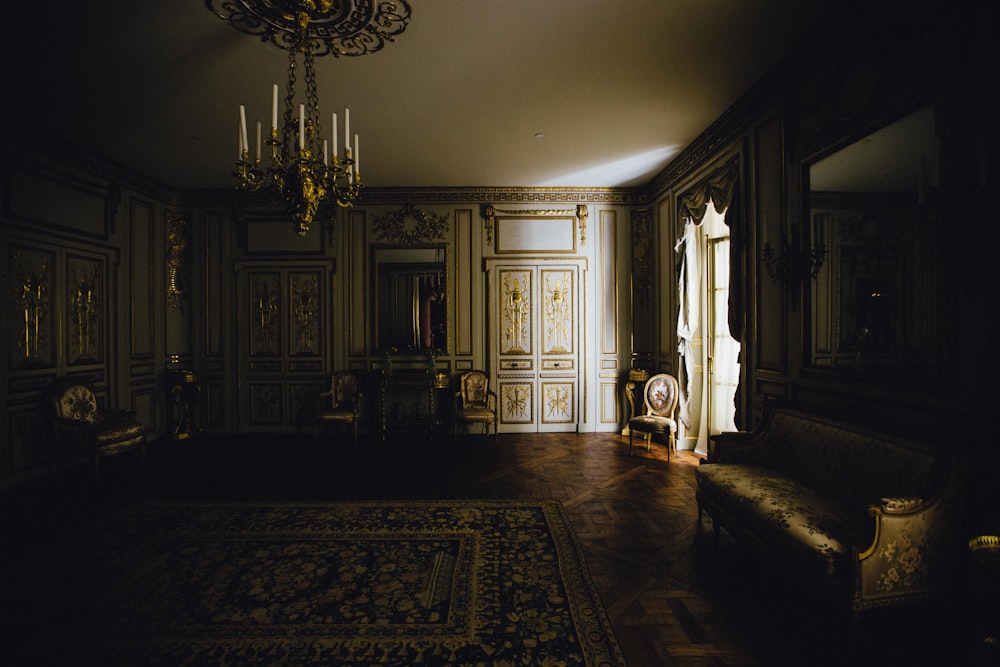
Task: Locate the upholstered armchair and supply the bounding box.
[454,370,498,441]
[626,373,678,458]
[316,371,364,441]
[50,380,146,479]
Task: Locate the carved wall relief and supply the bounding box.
[10,248,54,367]
[542,269,573,355]
[250,272,281,356]
[290,272,319,356]
[67,256,102,363]
[166,212,191,313]
[501,269,532,355]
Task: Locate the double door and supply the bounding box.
[235,262,331,431]
[487,260,582,433]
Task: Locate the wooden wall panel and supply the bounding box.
[130,199,155,359]
[348,210,367,356]
[455,208,473,357]
[599,209,617,356]
[5,165,111,240]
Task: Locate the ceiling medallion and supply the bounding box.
[373,204,449,245]
[206,0,411,58]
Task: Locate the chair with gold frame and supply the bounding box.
[627,373,678,458]
[453,370,497,441]
[316,371,364,441]
[50,379,146,480]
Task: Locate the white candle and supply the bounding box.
[323,139,329,166]
[354,133,360,174]
[344,108,350,156]
[299,104,305,150]
[271,84,278,131]
[239,105,248,157]
[237,124,242,160]
[255,121,261,162]
[331,113,337,158]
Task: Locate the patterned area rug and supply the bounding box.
[29,500,625,666]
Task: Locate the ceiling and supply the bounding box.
[3,1,842,192]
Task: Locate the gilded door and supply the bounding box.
[489,262,581,433]
[236,262,330,432]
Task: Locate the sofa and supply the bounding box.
[695,401,966,616]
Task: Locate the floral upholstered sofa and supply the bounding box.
[696,402,966,616]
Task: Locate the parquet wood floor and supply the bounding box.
[2,431,991,665]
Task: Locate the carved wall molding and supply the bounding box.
[166,212,191,313]
[372,203,449,245]
[481,204,589,246]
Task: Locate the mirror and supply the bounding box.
[806,104,940,374]
[373,245,448,354]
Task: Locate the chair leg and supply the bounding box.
[645,433,652,452]
[628,430,634,455]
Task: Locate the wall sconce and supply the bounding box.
[761,214,828,282]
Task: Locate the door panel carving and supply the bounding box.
[250,272,281,357]
[500,269,532,355]
[67,254,104,364]
[237,263,331,432]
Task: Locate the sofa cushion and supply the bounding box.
[697,463,873,579]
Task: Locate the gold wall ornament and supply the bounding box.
[482,204,496,245]
[576,204,588,245]
[373,203,449,245]
[12,251,51,363]
[166,213,190,312]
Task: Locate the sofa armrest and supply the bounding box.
[708,430,762,463]
[854,456,967,613]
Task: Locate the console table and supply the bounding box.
[375,369,450,440]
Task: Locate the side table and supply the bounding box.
[169,369,201,439]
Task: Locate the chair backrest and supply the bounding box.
[329,371,360,409]
[644,373,678,419]
[459,370,490,409]
[52,382,99,424]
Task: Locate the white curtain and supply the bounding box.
[675,217,700,433]
[676,200,739,455]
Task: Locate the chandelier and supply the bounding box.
[208,0,412,236]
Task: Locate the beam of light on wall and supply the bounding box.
[536,146,679,187]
